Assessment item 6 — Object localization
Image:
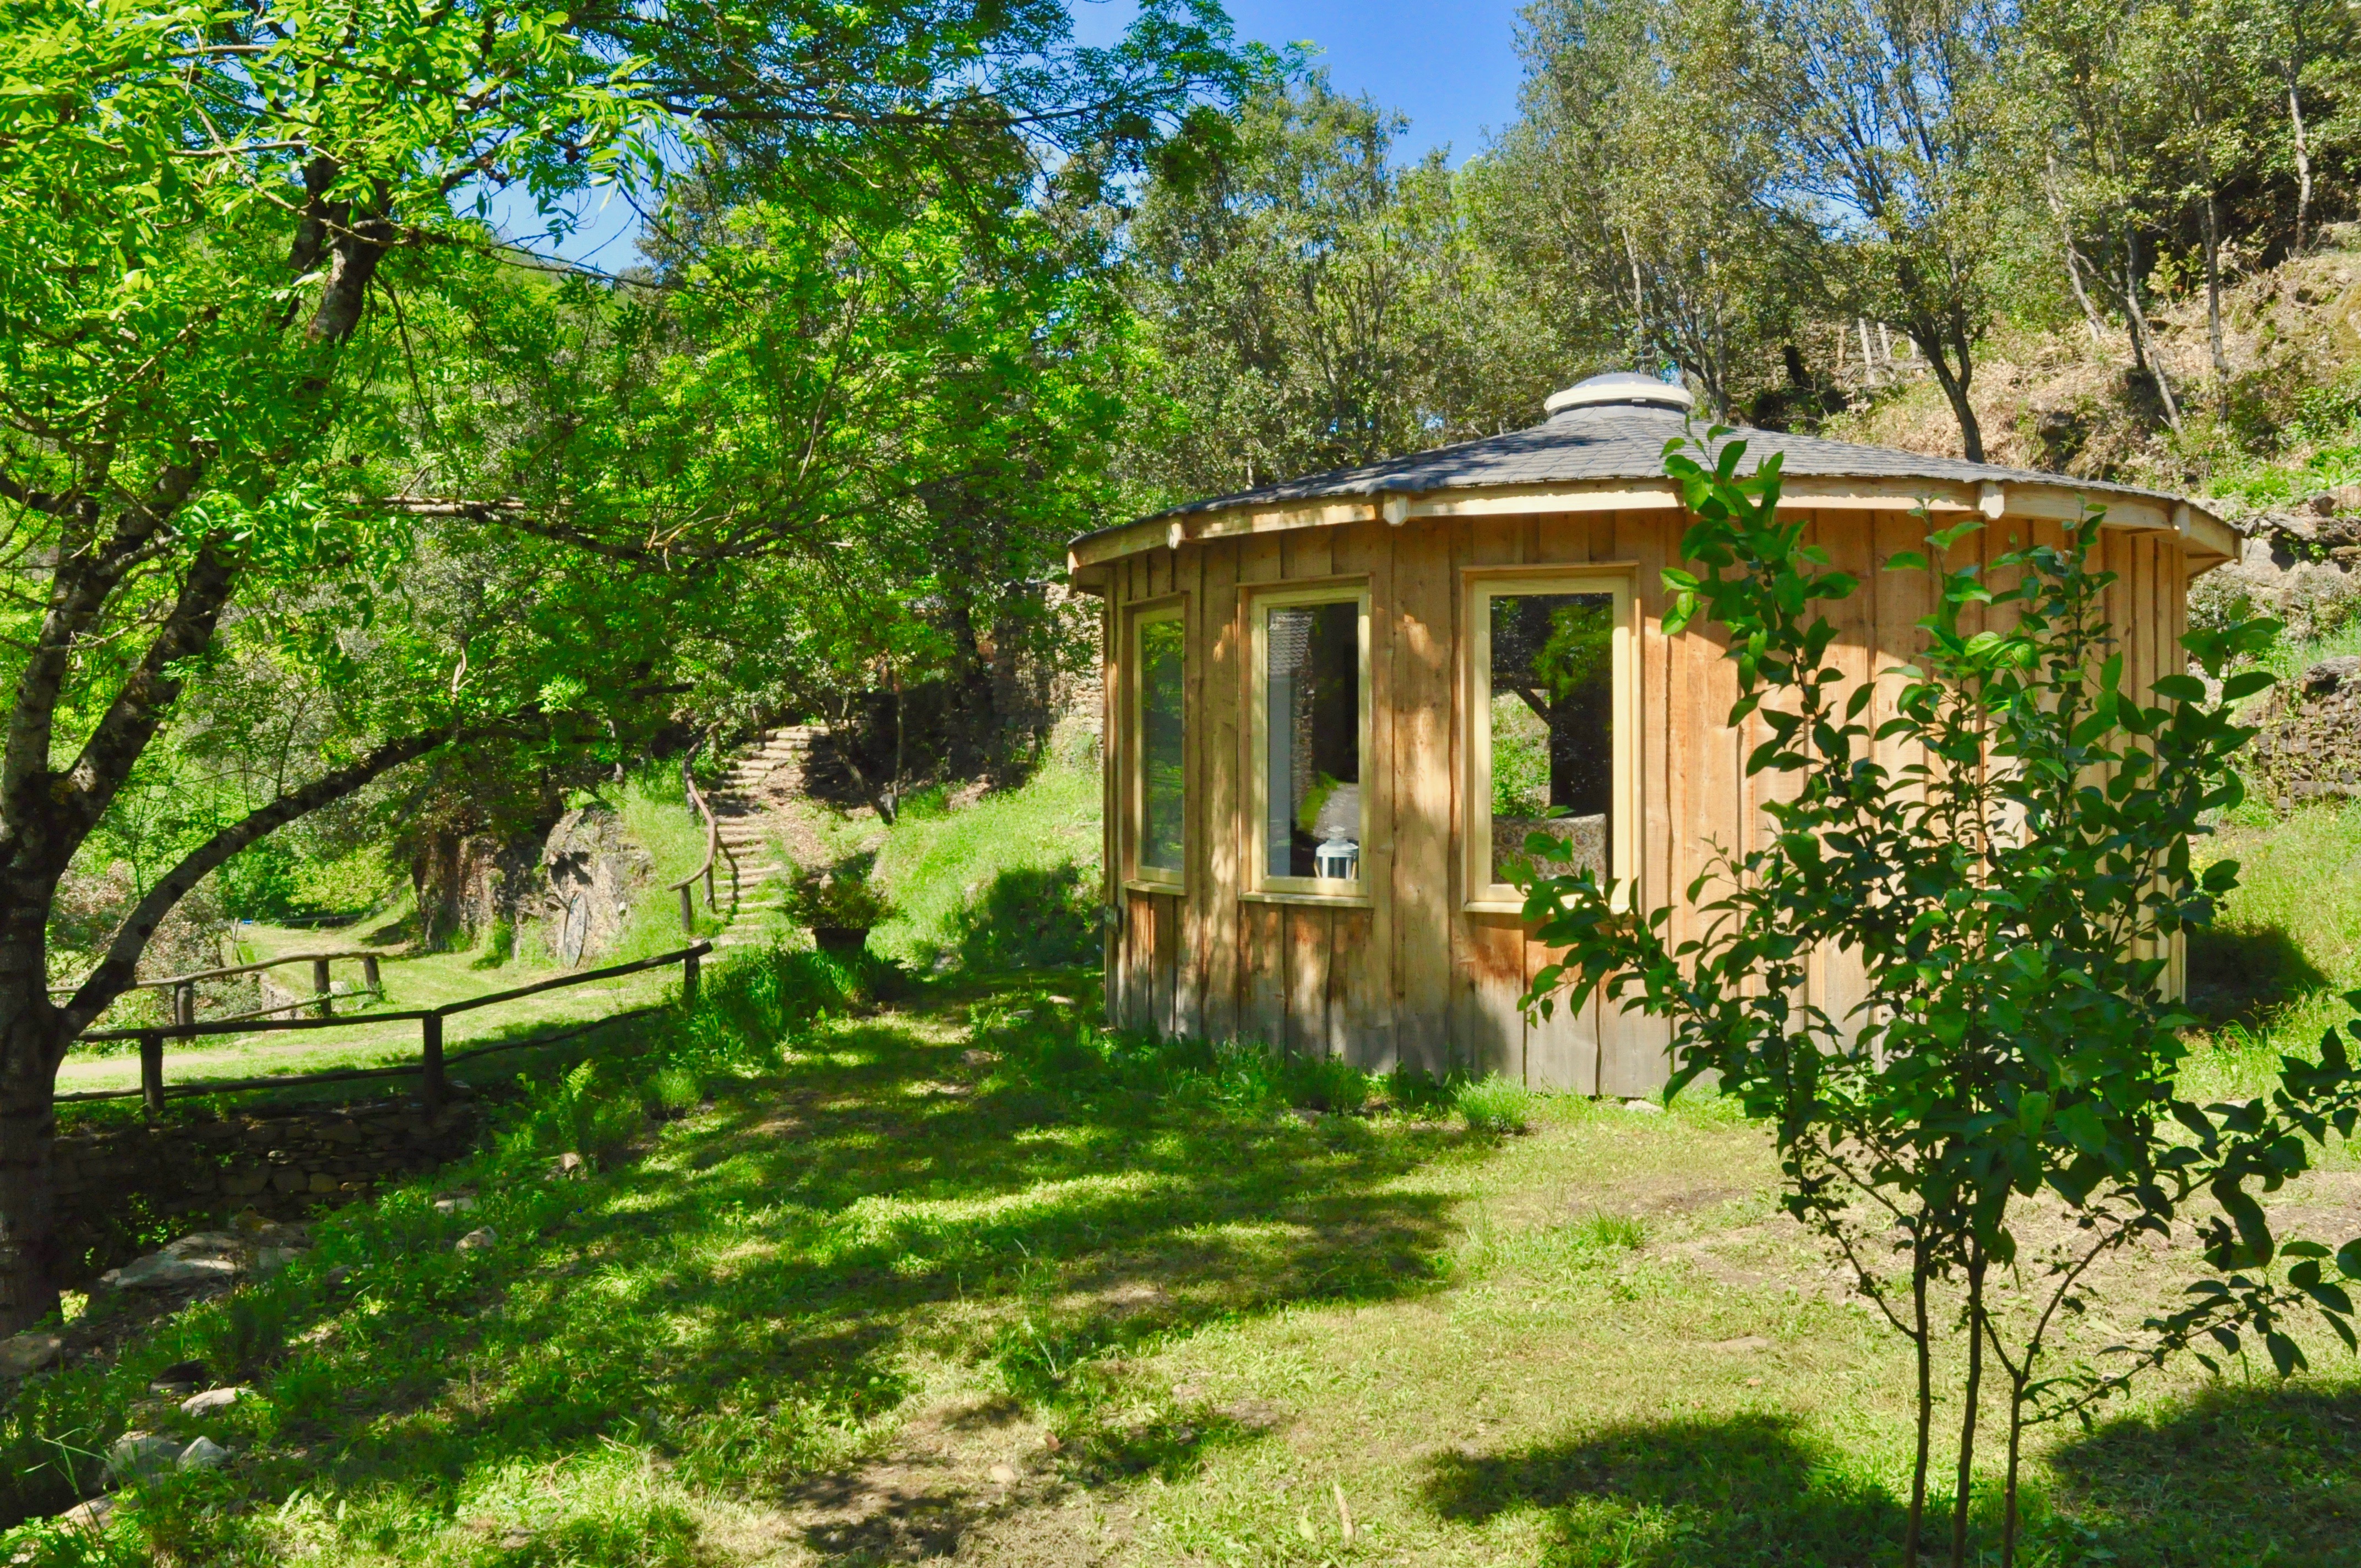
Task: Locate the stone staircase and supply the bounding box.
[704,727,825,949]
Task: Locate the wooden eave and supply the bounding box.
[1069,476,2238,576]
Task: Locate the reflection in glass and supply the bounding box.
[1139,616,1186,874]
[1265,601,1361,880]
[1490,591,1613,883]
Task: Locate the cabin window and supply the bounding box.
[1251,586,1370,894]
[1466,572,1633,908]
[1132,604,1187,884]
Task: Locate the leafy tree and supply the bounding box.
[1122,74,1553,503]
[1479,0,1794,417]
[1519,430,2361,1567]
[0,0,1254,1331]
[1739,0,2010,459]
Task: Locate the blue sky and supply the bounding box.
[502,1,1530,266]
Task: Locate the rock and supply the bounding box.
[1621,1098,1664,1114]
[1709,1335,1772,1352]
[2303,655,2361,696]
[105,1431,181,1485]
[432,1194,477,1214]
[56,1496,112,1532]
[180,1386,247,1416]
[0,1332,63,1376]
[988,1463,1019,1484]
[455,1227,498,1254]
[176,1436,228,1471]
[552,1152,586,1178]
[253,1246,302,1276]
[107,1253,239,1290]
[149,1360,209,1392]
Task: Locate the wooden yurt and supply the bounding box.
[1067,372,2237,1094]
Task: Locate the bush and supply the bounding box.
[1454,1075,1539,1135]
[947,864,1098,972]
[785,853,895,932]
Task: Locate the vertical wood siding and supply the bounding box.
[1098,510,2196,1090]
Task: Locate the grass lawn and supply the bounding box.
[11,940,2355,1567]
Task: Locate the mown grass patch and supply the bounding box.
[6,952,2355,1567]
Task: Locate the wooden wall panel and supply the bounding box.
[1459,914,1527,1080]
[1285,906,1334,1055]
[1333,525,1396,1066]
[1391,520,1457,1076]
[1240,900,1286,1045]
[1101,562,1124,1014]
[1198,538,1243,1042]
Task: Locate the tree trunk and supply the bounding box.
[1922,341,1985,463]
[0,922,68,1332]
[2286,61,2313,255]
[1950,1248,1988,1568]
[2119,233,2184,433]
[1905,1242,1933,1568]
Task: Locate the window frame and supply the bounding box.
[1461,565,1638,914]
[1244,580,1374,904]
[1125,595,1190,892]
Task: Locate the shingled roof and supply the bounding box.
[1130,398,2190,526]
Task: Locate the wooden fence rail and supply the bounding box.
[68,942,711,1116]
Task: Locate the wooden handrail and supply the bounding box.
[665,739,737,933]
[47,947,399,997]
[74,943,711,1115]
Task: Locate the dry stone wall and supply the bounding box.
[2246,655,2361,808]
[52,1099,479,1284]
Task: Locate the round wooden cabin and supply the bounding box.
[1067,372,2238,1095]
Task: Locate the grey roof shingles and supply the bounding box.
[1098,401,2196,540]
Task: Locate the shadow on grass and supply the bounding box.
[1419,1385,2361,1568]
[1423,1411,1907,1567]
[2185,921,2332,1027]
[55,978,1470,1557]
[2033,1381,2361,1568]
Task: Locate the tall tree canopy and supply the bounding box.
[0,0,1258,1331]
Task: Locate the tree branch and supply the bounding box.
[59,721,488,1040]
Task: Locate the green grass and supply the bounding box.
[8,943,2354,1567]
[866,761,1102,968]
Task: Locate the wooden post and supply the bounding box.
[678,884,694,936]
[682,947,701,1009]
[421,1012,445,1113]
[362,954,381,994]
[312,957,333,1018]
[173,983,194,1029]
[704,862,716,911]
[139,1032,164,1117]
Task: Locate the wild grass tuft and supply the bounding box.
[1454,1074,1540,1134]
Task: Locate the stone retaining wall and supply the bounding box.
[52,1099,480,1283]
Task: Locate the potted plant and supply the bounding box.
[786,854,895,957]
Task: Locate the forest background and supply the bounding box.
[5,0,2359,1324]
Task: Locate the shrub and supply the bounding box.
[947,864,1098,972]
[785,853,895,931]
[1454,1075,1539,1135]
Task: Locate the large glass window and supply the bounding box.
[1135,608,1186,880]
[1483,587,1619,889]
[1261,596,1364,885]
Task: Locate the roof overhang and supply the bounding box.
[1069,475,2238,577]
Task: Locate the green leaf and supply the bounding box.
[2265,1330,2305,1378]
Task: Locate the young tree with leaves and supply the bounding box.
[1519,431,2361,1567]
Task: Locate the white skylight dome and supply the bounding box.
[1543,371,1695,416]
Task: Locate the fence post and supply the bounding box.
[704,862,716,911]
[682,947,701,1009]
[173,983,194,1029]
[678,884,694,937]
[312,957,333,1019]
[362,954,381,995]
[139,1032,164,1118]
[420,1012,445,1113]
